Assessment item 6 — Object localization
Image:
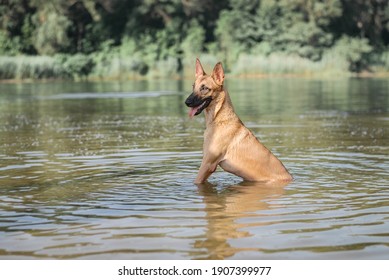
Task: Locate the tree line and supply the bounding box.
[1,0,389,79]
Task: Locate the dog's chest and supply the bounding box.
[203,123,244,152]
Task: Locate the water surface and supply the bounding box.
[0,78,388,259]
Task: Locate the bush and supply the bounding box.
[148,57,179,78]
[378,50,389,71]
[233,53,318,75]
[33,12,71,55]
[0,56,67,80]
[181,20,205,57]
[0,57,17,79]
[61,54,95,78]
[233,51,351,76]
[0,55,93,80]
[331,36,373,72]
[88,39,150,79]
[367,49,389,73]
[23,56,67,79]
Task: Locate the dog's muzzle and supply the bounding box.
[185,93,212,118]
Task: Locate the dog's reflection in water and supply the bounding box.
[194,180,288,259]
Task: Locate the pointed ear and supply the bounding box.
[211,62,224,86]
[195,58,205,78]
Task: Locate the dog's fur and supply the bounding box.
[185,59,292,184]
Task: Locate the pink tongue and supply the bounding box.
[188,104,202,118]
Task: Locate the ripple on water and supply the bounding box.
[1,140,388,259]
[1,81,389,259]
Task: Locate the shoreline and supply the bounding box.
[1,71,389,84]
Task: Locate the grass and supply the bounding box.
[1,51,389,82]
[233,52,349,77]
[0,56,69,80]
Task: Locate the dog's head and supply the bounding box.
[185,59,225,118]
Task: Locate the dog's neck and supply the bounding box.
[204,89,239,127]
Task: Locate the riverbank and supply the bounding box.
[1,52,389,82]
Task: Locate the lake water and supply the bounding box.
[0,77,388,259]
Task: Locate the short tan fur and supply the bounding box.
[185,59,292,184]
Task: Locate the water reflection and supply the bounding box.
[196,181,287,259]
[0,78,388,259]
[227,77,389,118]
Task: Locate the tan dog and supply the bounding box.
[185,59,292,184]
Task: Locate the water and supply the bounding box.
[0,78,388,259]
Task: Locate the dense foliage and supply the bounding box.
[1,0,389,79]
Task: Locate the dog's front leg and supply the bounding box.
[194,157,219,184]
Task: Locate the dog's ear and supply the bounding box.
[195,58,205,78]
[212,62,224,86]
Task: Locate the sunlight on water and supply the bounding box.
[0,78,388,259]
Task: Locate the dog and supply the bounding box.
[185,59,292,184]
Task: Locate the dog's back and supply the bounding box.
[206,89,292,182]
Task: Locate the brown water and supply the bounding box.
[0,78,388,259]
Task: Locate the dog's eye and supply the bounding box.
[200,85,209,92]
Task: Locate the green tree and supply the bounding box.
[0,0,36,54]
[215,0,343,60]
[338,0,389,48]
[332,35,373,72]
[181,19,206,56]
[1,0,389,76]
[33,10,72,55]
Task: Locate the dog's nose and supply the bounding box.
[185,93,194,107]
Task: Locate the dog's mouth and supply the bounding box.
[186,97,212,118]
